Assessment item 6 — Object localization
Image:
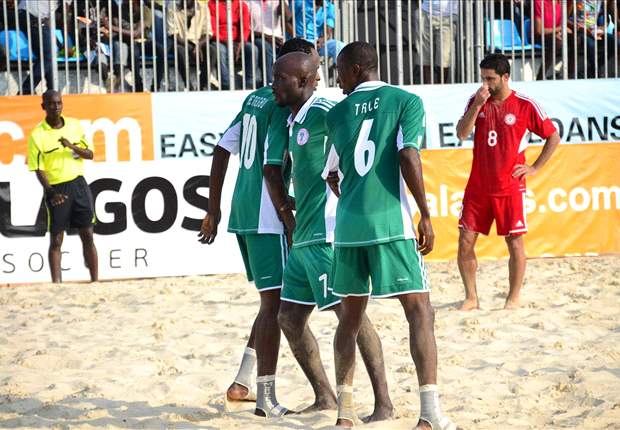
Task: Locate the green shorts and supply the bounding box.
[281,243,341,311]
[236,233,287,291]
[332,239,430,298]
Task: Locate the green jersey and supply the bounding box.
[218,86,291,235]
[266,95,338,248]
[322,81,425,247]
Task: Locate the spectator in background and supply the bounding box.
[0,0,17,72]
[287,0,343,65]
[209,0,257,90]
[568,0,613,77]
[18,0,71,94]
[534,0,572,80]
[166,0,214,91]
[414,0,458,84]
[247,0,286,84]
[101,0,146,92]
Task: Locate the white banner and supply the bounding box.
[0,159,245,283]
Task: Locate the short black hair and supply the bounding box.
[278,38,315,58]
[337,41,378,72]
[42,89,60,103]
[480,53,510,76]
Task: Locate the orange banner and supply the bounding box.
[420,143,620,260]
[0,93,153,165]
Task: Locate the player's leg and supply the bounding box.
[494,191,527,309]
[71,176,98,282]
[78,227,98,282]
[226,234,260,403]
[49,231,64,283]
[279,245,337,412]
[458,191,493,310]
[278,301,337,411]
[505,235,526,309]
[333,306,394,423]
[334,295,368,428]
[245,233,291,417]
[371,240,455,430]
[331,246,372,427]
[457,228,479,310]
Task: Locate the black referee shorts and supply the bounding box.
[46,176,95,233]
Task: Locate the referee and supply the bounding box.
[27,90,98,283]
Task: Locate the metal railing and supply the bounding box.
[1,0,618,95]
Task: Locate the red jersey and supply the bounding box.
[464,90,557,196]
[209,0,250,43]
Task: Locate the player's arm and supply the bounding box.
[456,85,490,140]
[399,96,433,254]
[512,131,560,178]
[400,149,434,255]
[263,116,296,247]
[199,114,241,244]
[59,136,93,160]
[27,135,66,207]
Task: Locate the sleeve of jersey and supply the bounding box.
[397,95,425,151]
[217,111,243,155]
[528,101,557,139]
[27,133,43,171]
[264,110,289,166]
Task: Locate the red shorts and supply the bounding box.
[459,190,527,236]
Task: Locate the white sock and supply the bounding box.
[255,375,289,417]
[337,384,355,422]
[233,347,256,390]
[419,384,455,430]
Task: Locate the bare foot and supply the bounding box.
[414,419,432,429]
[300,396,337,413]
[458,299,479,311]
[335,418,354,427]
[504,298,520,309]
[361,403,394,423]
[226,382,253,402]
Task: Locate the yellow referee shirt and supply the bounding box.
[27,116,93,185]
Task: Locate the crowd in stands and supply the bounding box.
[0,0,618,94]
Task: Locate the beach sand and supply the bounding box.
[1,256,619,429]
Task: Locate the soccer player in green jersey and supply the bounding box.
[198,38,317,418]
[263,51,393,422]
[324,42,456,429]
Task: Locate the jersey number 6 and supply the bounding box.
[354,119,376,176]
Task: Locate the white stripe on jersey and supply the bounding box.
[515,92,548,120]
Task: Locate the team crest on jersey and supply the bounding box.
[504,113,516,125]
[297,128,309,146]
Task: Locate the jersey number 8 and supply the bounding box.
[354,119,376,176]
[240,114,258,169]
[488,130,498,147]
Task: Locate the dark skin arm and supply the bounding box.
[198,145,230,244]
[35,170,67,206]
[263,164,296,247]
[399,148,434,255]
[59,137,93,159]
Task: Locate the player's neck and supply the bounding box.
[290,93,313,118]
[492,88,512,103]
[45,115,64,129]
[356,72,380,88]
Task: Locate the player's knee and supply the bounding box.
[277,308,297,334]
[49,234,63,250]
[403,295,434,325]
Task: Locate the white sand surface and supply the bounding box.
[1,256,619,429]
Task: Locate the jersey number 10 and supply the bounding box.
[240,114,258,169]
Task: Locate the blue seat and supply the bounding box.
[523,19,542,49]
[486,19,533,51]
[0,30,35,61]
[55,29,85,63]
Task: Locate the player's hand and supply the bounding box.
[59,137,72,148]
[417,215,434,255]
[512,164,537,179]
[50,192,68,207]
[198,212,220,244]
[473,84,491,108]
[326,171,340,197]
[283,215,296,248]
